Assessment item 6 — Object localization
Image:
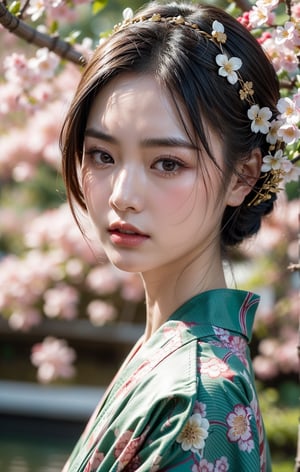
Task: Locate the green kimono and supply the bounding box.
[63,289,271,471]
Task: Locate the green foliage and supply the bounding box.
[21,164,66,210]
[259,385,298,461]
[0,165,65,256]
[8,0,21,15]
[272,459,295,472]
[92,0,108,15]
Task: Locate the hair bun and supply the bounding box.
[221,192,276,247]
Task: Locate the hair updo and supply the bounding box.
[60,1,280,248]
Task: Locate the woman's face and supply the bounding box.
[81,74,231,275]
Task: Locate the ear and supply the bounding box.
[226,148,262,207]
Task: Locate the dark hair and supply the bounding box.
[60,1,280,247]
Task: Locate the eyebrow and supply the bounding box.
[85,128,197,149]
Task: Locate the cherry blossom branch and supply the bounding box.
[287,263,300,271]
[234,0,252,11]
[291,155,300,164]
[0,2,86,66]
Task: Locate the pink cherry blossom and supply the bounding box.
[86,300,117,326]
[9,308,41,331]
[86,451,105,471]
[113,428,146,469]
[28,48,59,80]
[215,456,229,471]
[291,2,300,20]
[12,162,36,182]
[275,22,296,45]
[193,401,207,417]
[46,2,78,23]
[277,96,300,125]
[192,459,214,472]
[3,53,35,88]
[27,0,50,21]
[236,12,252,31]
[198,357,235,380]
[43,284,79,319]
[256,0,279,10]
[86,265,121,295]
[253,355,279,381]
[31,337,76,383]
[277,122,300,144]
[249,5,271,27]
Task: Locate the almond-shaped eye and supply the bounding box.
[86,149,114,166]
[153,157,184,174]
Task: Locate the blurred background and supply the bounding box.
[0,0,299,471]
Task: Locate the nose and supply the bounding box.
[109,167,144,213]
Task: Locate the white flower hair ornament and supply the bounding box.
[207,20,299,206]
[113,14,300,206]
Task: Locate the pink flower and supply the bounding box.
[12,162,36,182]
[28,48,59,80]
[0,82,21,115]
[253,355,279,380]
[27,0,48,21]
[192,459,214,472]
[113,428,145,470]
[31,337,76,383]
[257,31,272,44]
[249,6,270,27]
[277,47,299,74]
[8,308,41,331]
[198,357,235,380]
[86,451,105,471]
[47,2,78,23]
[4,53,35,88]
[86,265,121,295]
[215,456,230,471]
[277,334,299,373]
[87,300,117,326]
[256,0,279,10]
[193,401,207,417]
[237,12,252,30]
[43,284,79,319]
[114,430,134,458]
[277,96,300,125]
[277,123,300,144]
[226,404,254,452]
[275,22,296,45]
[291,2,300,19]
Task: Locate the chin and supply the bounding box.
[107,255,143,274]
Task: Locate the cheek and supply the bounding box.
[157,179,208,220]
[81,172,108,217]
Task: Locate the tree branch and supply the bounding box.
[0,2,87,66]
[234,0,252,12]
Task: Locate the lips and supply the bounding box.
[109,222,148,237]
[108,222,149,247]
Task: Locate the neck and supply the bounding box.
[141,247,227,342]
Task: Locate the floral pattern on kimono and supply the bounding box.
[63,289,272,472]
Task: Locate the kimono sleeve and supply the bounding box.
[85,392,199,472]
[84,340,199,472]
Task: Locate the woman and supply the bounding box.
[60,2,288,470]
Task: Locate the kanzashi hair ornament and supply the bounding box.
[112,11,298,207]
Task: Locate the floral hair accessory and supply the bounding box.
[113,11,300,206]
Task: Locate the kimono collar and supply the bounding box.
[168,288,259,343]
